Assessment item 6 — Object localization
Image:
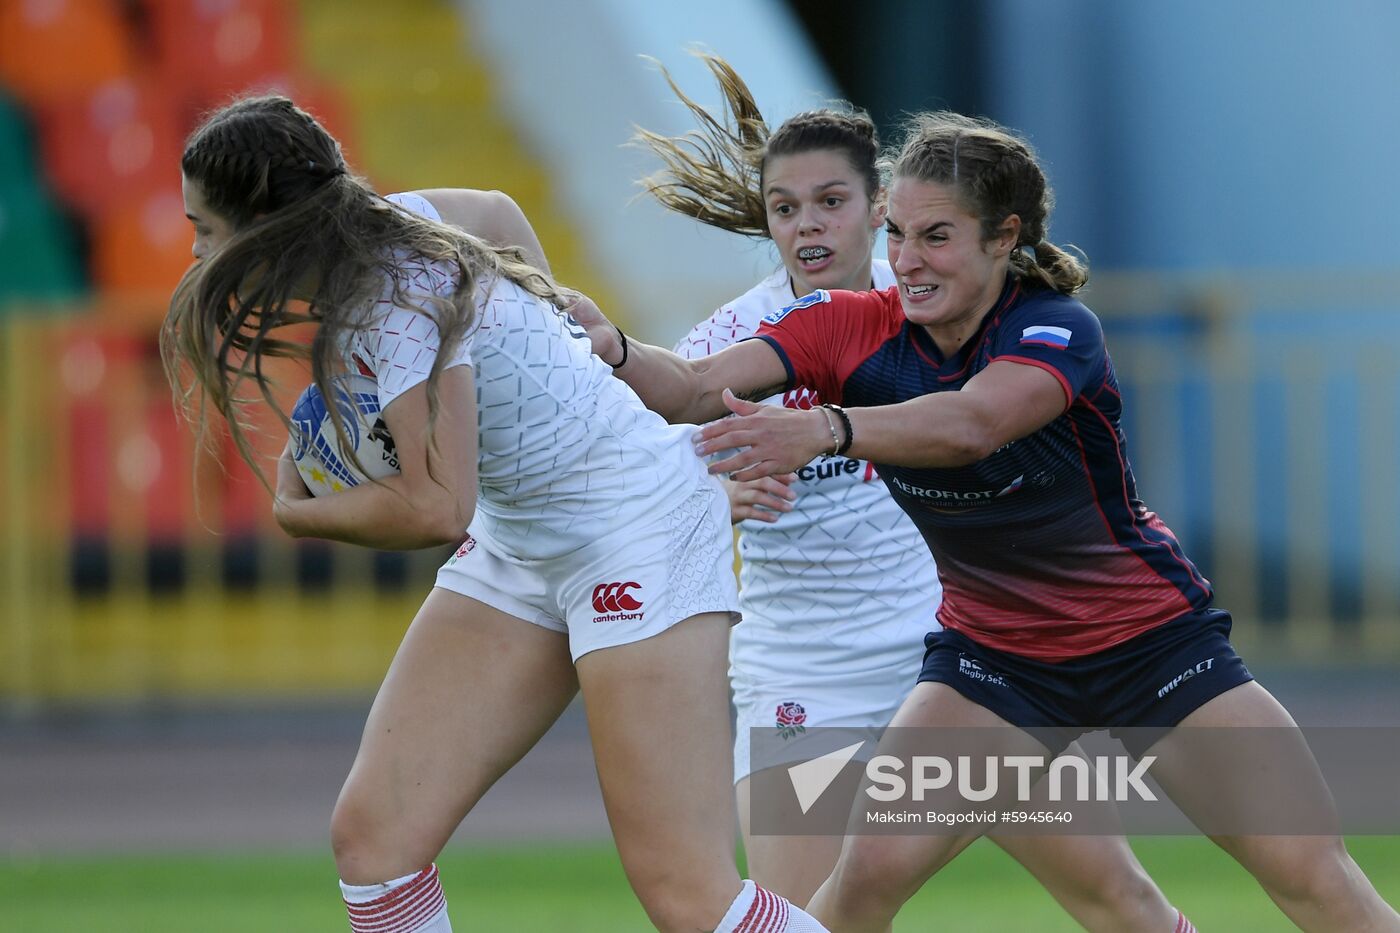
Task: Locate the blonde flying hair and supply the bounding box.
[163,95,566,487]
[633,52,881,239]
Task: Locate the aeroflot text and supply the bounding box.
[865,754,1158,803]
[889,476,995,501]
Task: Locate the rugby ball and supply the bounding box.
[289,374,400,497]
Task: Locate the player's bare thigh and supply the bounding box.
[1142,680,1400,930]
[807,683,1051,925]
[574,612,743,922]
[333,587,578,884]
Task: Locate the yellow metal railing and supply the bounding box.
[1087,271,1400,662]
[0,306,445,703]
[3,272,1399,704]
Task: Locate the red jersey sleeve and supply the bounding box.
[751,287,901,405]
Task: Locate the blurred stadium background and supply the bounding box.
[1,0,1398,930]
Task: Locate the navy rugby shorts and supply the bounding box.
[918,608,1254,757]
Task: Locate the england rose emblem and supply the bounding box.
[775,701,807,740]
[448,534,476,564]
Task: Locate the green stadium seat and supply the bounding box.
[0,92,39,191]
[0,85,87,307]
[0,184,86,305]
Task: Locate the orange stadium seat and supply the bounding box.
[140,383,194,543]
[218,435,268,537]
[0,0,136,107]
[90,185,195,301]
[143,0,294,117]
[34,77,184,219]
[67,398,112,538]
[62,330,146,540]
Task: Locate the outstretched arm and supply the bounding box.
[697,360,1068,480]
[414,190,787,424]
[565,293,790,425]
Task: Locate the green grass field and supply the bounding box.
[3,836,1398,931]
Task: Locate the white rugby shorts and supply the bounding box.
[731,656,922,784]
[435,480,740,661]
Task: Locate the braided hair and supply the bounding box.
[888,112,1087,295]
[179,95,348,226]
[164,95,566,488]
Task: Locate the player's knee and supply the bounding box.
[1067,862,1166,922]
[329,792,376,873]
[329,790,424,882]
[623,860,737,932]
[828,837,927,908]
[1226,835,1360,903]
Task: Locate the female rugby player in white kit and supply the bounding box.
[165,93,828,933]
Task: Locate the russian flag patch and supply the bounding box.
[1020,325,1072,349]
[996,474,1025,497]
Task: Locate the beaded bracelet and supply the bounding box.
[822,403,854,456]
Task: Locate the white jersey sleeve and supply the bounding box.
[341,192,710,560]
[674,267,793,359]
[678,261,943,681]
[383,191,439,221]
[349,193,473,410]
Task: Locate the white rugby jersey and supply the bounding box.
[675,262,942,676]
[342,192,707,560]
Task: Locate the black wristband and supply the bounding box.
[610,325,629,369]
[823,403,854,456]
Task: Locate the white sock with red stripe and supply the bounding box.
[340,864,451,933]
[713,880,829,932]
[1174,910,1197,933]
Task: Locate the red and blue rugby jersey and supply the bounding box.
[752,278,1213,661]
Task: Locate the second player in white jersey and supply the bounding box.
[675,259,941,778]
[611,52,1194,927]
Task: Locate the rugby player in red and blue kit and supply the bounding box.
[755,276,1215,661]
[749,275,1243,738]
[578,111,1399,932]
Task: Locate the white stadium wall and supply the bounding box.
[459,0,839,344]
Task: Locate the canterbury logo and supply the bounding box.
[592,582,642,613]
